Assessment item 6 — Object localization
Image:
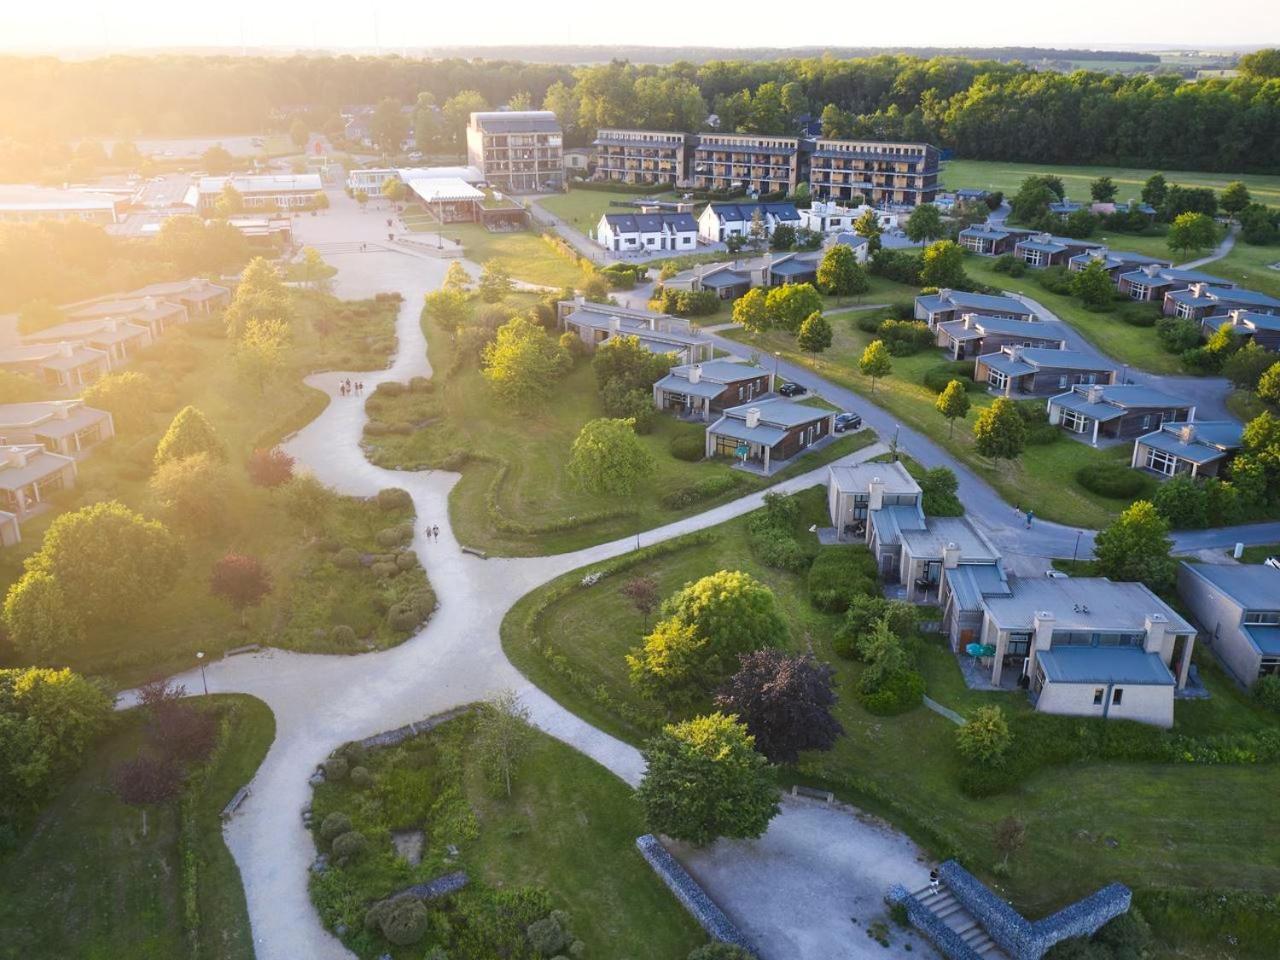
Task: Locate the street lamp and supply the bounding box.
[773,351,780,380]
[196,651,208,696]
[1072,529,1084,569]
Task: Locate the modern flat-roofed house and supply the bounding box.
[64,295,189,338]
[24,318,151,366]
[1132,419,1243,479]
[1199,309,1280,351]
[974,346,1117,397]
[596,212,698,253]
[0,342,111,390]
[1178,562,1280,686]
[0,400,115,458]
[466,111,563,193]
[957,224,1030,256]
[557,299,712,364]
[1116,264,1231,302]
[685,264,755,301]
[197,174,323,212]
[898,516,1003,600]
[0,443,78,526]
[765,252,822,287]
[691,134,805,195]
[1164,282,1280,320]
[705,398,833,471]
[1047,384,1193,445]
[126,278,231,315]
[826,460,921,546]
[653,359,773,420]
[806,139,939,207]
[974,576,1195,727]
[799,201,896,235]
[914,289,1036,327]
[1067,247,1172,281]
[936,314,1067,361]
[592,129,692,185]
[697,202,802,244]
[1012,233,1104,268]
[0,184,121,224]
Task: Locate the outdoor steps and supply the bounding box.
[909,885,1012,960]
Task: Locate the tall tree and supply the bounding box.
[474,689,533,798]
[816,243,868,301]
[853,209,882,254]
[235,318,289,395]
[919,240,967,289]
[478,259,513,303]
[1072,260,1116,310]
[715,650,844,764]
[858,340,892,395]
[764,282,822,332]
[369,97,409,155]
[904,204,943,243]
[1090,176,1117,202]
[936,379,971,438]
[1093,500,1176,590]
[1166,212,1218,259]
[148,452,230,535]
[567,418,655,495]
[972,398,1026,466]
[481,316,571,404]
[1219,181,1252,217]
[797,312,833,358]
[732,286,770,333]
[154,406,227,466]
[443,90,489,148]
[289,119,309,149]
[424,288,469,334]
[1141,173,1168,208]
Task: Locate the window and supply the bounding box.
[1245,611,1280,626]
[1061,409,1089,433]
[1112,688,1124,706]
[987,369,1008,391]
[1145,448,1178,476]
[1093,689,1104,705]
[1261,657,1280,677]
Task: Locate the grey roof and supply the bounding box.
[946,563,1012,613]
[667,359,761,385]
[26,319,149,344]
[983,576,1193,634]
[981,348,1115,377]
[707,418,788,447]
[959,224,1014,241]
[1037,647,1174,686]
[1180,562,1280,611]
[30,406,111,438]
[601,212,697,234]
[1069,250,1170,270]
[870,503,927,545]
[828,460,919,496]
[67,298,185,320]
[1166,287,1280,310]
[770,258,818,277]
[833,232,868,249]
[0,446,73,490]
[653,374,724,400]
[469,110,560,134]
[1136,420,1243,464]
[0,401,109,437]
[564,305,709,349]
[900,516,1001,562]
[1206,310,1280,333]
[1017,238,1070,254]
[1014,233,1100,252]
[1118,267,1228,286]
[721,397,831,429]
[938,316,1065,342]
[700,270,751,289]
[934,290,1033,315]
[1049,384,1188,421]
[706,202,801,223]
[1245,626,1280,656]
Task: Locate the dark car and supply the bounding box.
[834,412,863,433]
[777,382,807,397]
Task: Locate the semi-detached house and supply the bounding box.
[652,359,773,421]
[595,212,697,253]
[1178,562,1280,687]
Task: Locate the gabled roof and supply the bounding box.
[938,315,1064,341]
[601,212,697,234]
[1180,561,1280,611]
[1137,420,1243,464]
[706,202,801,223]
[980,347,1115,377]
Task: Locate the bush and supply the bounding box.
[370,561,398,579]
[1037,265,1075,295]
[526,914,571,955]
[381,896,430,945]
[923,361,977,394]
[323,757,349,781]
[318,811,352,842]
[1157,316,1202,354]
[349,765,373,788]
[1017,403,1059,446]
[374,381,405,397]
[1254,674,1280,713]
[806,547,878,613]
[375,523,413,548]
[856,313,885,333]
[860,669,925,715]
[878,319,934,356]
[377,487,413,511]
[1116,302,1159,327]
[329,624,357,647]
[408,376,434,393]
[331,830,368,861]
[387,602,424,632]
[669,432,705,462]
[956,706,1011,764]
[991,254,1017,274]
[1075,463,1155,500]
[334,547,361,569]
[659,474,739,510]
[113,755,182,805]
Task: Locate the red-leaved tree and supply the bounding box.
[113,755,182,805]
[715,649,844,765]
[210,553,273,625]
[246,447,295,487]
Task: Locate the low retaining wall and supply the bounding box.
[887,885,983,960]
[353,706,472,751]
[635,834,754,953]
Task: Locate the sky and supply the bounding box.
[2,0,1275,52]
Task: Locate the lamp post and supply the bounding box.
[1072,529,1084,569]
[196,651,208,696]
[773,351,780,381]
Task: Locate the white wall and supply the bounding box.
[1037,680,1174,728]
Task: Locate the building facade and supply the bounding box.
[592,129,692,185]
[1131,420,1243,479]
[807,139,939,207]
[1047,384,1193,445]
[653,359,774,420]
[1178,563,1280,687]
[466,111,563,194]
[692,134,804,195]
[974,346,1116,398]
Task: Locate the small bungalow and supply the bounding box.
[825,460,921,551]
[1116,264,1231,302]
[1067,247,1172,281]
[595,211,698,253]
[1012,233,1105,268]
[935,314,1067,361]
[0,400,115,458]
[1131,419,1243,479]
[25,318,152,366]
[696,202,802,244]
[914,289,1036,326]
[765,253,821,286]
[974,345,1117,397]
[557,299,713,364]
[1046,384,1192,445]
[695,266,754,300]
[1163,283,1280,321]
[0,342,111,390]
[705,397,833,471]
[652,359,773,421]
[0,443,78,524]
[1199,309,1280,352]
[65,295,189,338]
[831,232,870,263]
[957,224,1029,256]
[1178,562,1280,687]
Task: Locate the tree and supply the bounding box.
[1093,500,1176,590]
[369,97,409,155]
[746,209,768,251]
[381,178,407,203]
[478,259,513,303]
[1167,212,1219,258]
[797,312,832,358]
[298,247,329,288]
[235,318,289,394]
[246,447,295,487]
[223,256,291,338]
[481,316,571,404]
[1141,172,1168,209]
[853,209,882,255]
[210,553,273,626]
[993,816,1027,870]
[636,712,778,846]
[816,243,868,301]
[1010,176,1059,223]
[148,452,230,535]
[1240,204,1279,245]
[567,418,654,495]
[542,81,581,138]
[354,189,368,208]
[17,300,63,336]
[621,575,660,630]
[214,181,244,218]
[1072,260,1116,310]
[110,140,142,167]
[154,405,227,466]
[820,102,851,139]
[424,288,469,334]
[919,240,967,289]
[955,705,1011,764]
[1152,475,1208,529]
[1222,344,1277,392]
[1219,181,1252,217]
[283,472,332,537]
[77,371,151,433]
[731,286,770,333]
[1259,362,1280,406]
[770,223,796,252]
[201,145,234,175]
[411,92,440,150]
[289,118,309,149]
[904,203,944,243]
[442,90,488,147]
[592,335,672,394]
[1090,176,1118,202]
[474,689,533,798]
[714,650,843,764]
[858,340,892,395]
[972,398,1026,466]
[113,755,182,806]
[1240,48,1280,78]
[2,571,82,662]
[919,466,964,516]
[764,283,822,332]
[443,260,472,292]
[936,379,971,438]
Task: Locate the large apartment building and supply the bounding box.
[592,129,692,186]
[691,134,806,195]
[466,111,563,194]
[808,138,939,206]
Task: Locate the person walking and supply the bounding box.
[1025,509,1034,529]
[432,524,439,541]
[929,868,940,894]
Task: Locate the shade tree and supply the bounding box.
[567,417,655,495]
[714,649,844,764]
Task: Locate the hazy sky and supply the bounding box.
[4,0,1275,52]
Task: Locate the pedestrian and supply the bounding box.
[1025,510,1034,529]
[929,868,940,894]
[432,524,439,541]
[423,522,431,540]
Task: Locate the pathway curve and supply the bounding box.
[1179,223,1239,271]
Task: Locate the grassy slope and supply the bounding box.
[1208,239,1280,299]
[0,695,275,960]
[405,222,594,289]
[501,491,1280,937]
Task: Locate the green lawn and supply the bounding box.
[943,159,1280,207]
[0,695,275,960]
[1204,239,1280,299]
[362,311,876,556]
[725,309,1138,529]
[1228,543,1280,564]
[538,187,679,234]
[407,223,594,289]
[501,491,1280,952]
[307,712,703,960]
[0,293,434,684]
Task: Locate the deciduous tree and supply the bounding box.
[955,705,1010,764]
[1072,259,1116,310]
[154,405,227,466]
[1090,176,1117,202]
[210,553,273,625]
[858,340,892,395]
[919,240,967,289]
[765,283,823,332]
[732,287,770,333]
[853,209,882,254]
[936,379,971,438]
[797,311,833,358]
[972,398,1026,466]
[474,689,533,798]
[235,318,290,394]
[369,97,409,155]
[1093,500,1176,590]
[481,315,571,404]
[1166,212,1218,258]
[246,446,295,487]
[816,243,868,301]
[904,203,943,243]
[567,417,654,495]
[148,452,230,535]
[81,370,154,433]
[621,575,660,630]
[1219,181,1251,217]
[424,288,470,334]
[2,571,82,662]
[715,650,844,764]
[478,259,513,303]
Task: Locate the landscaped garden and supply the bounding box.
[306,708,705,959]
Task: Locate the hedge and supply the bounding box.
[1075,462,1155,500]
[923,361,979,394]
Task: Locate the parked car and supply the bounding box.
[834,412,862,432]
[778,382,807,397]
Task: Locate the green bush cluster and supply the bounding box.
[746,492,813,572]
[652,287,720,317]
[375,522,414,548]
[991,254,1026,277]
[923,362,978,394]
[832,596,916,660]
[1254,674,1280,713]
[1115,302,1160,327]
[1075,462,1155,500]
[659,474,740,510]
[1015,402,1060,446]
[856,313,885,333]
[806,546,878,613]
[877,319,934,356]
[668,432,706,462]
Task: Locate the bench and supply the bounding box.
[221,786,250,820]
[461,546,487,559]
[790,785,834,803]
[225,644,261,658]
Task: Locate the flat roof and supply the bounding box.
[981,348,1114,376]
[198,174,322,194]
[1050,384,1187,421]
[927,290,1034,315]
[1245,626,1280,657]
[0,184,118,211]
[900,516,1000,562]
[828,460,919,496]
[939,315,1064,341]
[1137,420,1243,463]
[406,177,483,204]
[1181,562,1280,611]
[0,447,73,489]
[1038,647,1174,686]
[707,418,788,447]
[984,576,1193,634]
[947,563,1012,613]
[721,397,831,429]
[667,358,760,384]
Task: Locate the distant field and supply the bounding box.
[943,159,1280,206]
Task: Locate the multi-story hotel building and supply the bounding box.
[592,129,692,186]
[466,111,564,194]
[691,134,805,195]
[807,138,940,207]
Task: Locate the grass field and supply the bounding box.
[726,308,1140,529]
[537,186,680,234]
[502,490,1280,949]
[0,695,275,960]
[363,310,876,555]
[405,222,594,289]
[307,712,703,959]
[942,159,1280,206]
[1205,239,1280,299]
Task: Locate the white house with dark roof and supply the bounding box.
[914,289,1036,327]
[705,397,833,472]
[0,400,115,458]
[1131,420,1243,479]
[652,359,773,420]
[595,211,697,253]
[974,345,1116,397]
[696,202,801,244]
[1046,383,1193,445]
[557,299,712,364]
[1178,562,1280,687]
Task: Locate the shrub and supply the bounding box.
[860,669,925,715]
[329,624,357,647]
[923,362,977,393]
[323,757,349,781]
[387,602,425,632]
[991,254,1017,274]
[349,765,373,788]
[370,561,398,579]
[1037,265,1075,295]
[373,381,405,398]
[380,896,430,945]
[1157,316,1202,354]
[806,547,878,613]
[1075,463,1154,500]
[375,523,413,548]
[878,319,934,356]
[956,706,1011,764]
[409,376,434,393]
[1254,674,1280,713]
[1116,302,1159,327]
[331,830,368,861]
[318,811,352,842]
[749,525,810,572]
[659,475,739,510]
[1017,403,1060,446]
[334,547,361,569]
[833,597,916,659]
[113,755,182,805]
[856,313,884,333]
[669,432,705,462]
[396,552,417,570]
[527,914,571,955]
[377,487,413,511]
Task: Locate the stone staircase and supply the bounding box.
[909,884,1012,960]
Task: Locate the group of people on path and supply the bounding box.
[422,523,440,542]
[338,378,364,398]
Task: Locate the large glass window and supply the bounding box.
[1145,448,1178,476]
[1061,409,1089,433]
[1052,631,1144,647]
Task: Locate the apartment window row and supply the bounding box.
[1053,630,1145,647]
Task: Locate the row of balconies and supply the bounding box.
[597,146,682,159]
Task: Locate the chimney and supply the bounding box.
[938,287,953,301]
[1086,384,1105,404]
[943,541,962,569]
[1189,283,1207,298]
[1032,610,1056,651]
[868,476,885,511]
[1179,423,1196,444]
[143,296,156,311]
[745,407,761,429]
[59,342,73,358]
[1144,262,1161,277]
[609,316,621,334]
[55,403,71,420]
[5,447,29,468]
[1144,612,1168,656]
[1229,308,1245,327]
[688,364,702,384]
